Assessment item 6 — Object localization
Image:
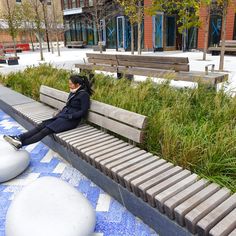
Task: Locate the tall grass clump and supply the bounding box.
[1,66,236,192]
[0,64,70,100]
[93,75,236,192]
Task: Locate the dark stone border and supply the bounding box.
[0,99,193,236]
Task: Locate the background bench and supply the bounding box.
[75,53,228,87]
[1,84,235,236]
[208,40,236,55]
[66,41,86,48]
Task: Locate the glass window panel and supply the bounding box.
[72,0,76,8]
[80,0,84,7]
[64,0,68,9]
[89,0,93,6]
[106,19,116,49]
[166,16,175,47]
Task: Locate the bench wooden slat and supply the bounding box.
[99,147,141,173]
[164,179,209,220]
[79,138,120,157]
[154,174,198,212]
[84,140,125,160]
[118,67,175,78]
[196,193,236,236]
[116,55,189,64]
[56,125,93,139]
[93,145,134,170]
[40,85,68,102]
[138,165,183,200]
[40,94,65,110]
[55,126,92,144]
[84,142,128,164]
[228,229,236,236]
[88,58,118,66]
[117,156,158,186]
[72,133,112,150]
[117,60,189,72]
[185,188,231,234]
[111,152,154,181]
[130,162,174,195]
[174,183,221,226]
[75,63,118,73]
[123,159,166,191]
[87,53,117,60]
[68,132,111,155]
[105,149,148,175]
[209,208,236,236]
[104,149,147,177]
[61,129,101,146]
[90,100,147,129]
[146,170,191,207]
[88,112,145,143]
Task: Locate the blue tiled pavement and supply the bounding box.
[0,109,158,236]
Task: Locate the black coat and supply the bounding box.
[42,87,90,133]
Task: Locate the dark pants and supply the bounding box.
[19,123,54,146]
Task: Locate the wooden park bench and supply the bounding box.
[1,84,236,236]
[66,41,86,48]
[75,53,228,87]
[208,40,236,55]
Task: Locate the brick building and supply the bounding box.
[0,0,63,46]
[62,0,236,51]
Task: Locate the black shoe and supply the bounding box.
[3,135,22,150]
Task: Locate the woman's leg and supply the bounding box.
[19,123,46,141]
[21,127,54,146]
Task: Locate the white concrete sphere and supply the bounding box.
[5,176,96,236]
[0,139,30,183]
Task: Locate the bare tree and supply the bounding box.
[0,0,23,56]
[20,1,37,51]
[84,0,119,53]
[27,0,45,61]
[47,0,64,56]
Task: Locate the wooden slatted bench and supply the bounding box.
[3,85,236,236]
[75,53,228,87]
[208,40,236,55]
[66,41,86,48]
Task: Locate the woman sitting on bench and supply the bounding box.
[4,74,93,150]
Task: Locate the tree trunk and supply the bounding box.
[137,0,142,55]
[219,2,227,71]
[203,6,210,61]
[38,31,44,61]
[56,31,60,57]
[98,30,103,54]
[30,29,35,52]
[13,37,17,57]
[50,37,54,54]
[131,23,134,55]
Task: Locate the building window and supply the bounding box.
[72,0,76,8]
[233,14,236,40]
[64,0,68,9]
[16,0,21,2]
[166,16,176,47]
[80,0,84,7]
[89,0,93,6]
